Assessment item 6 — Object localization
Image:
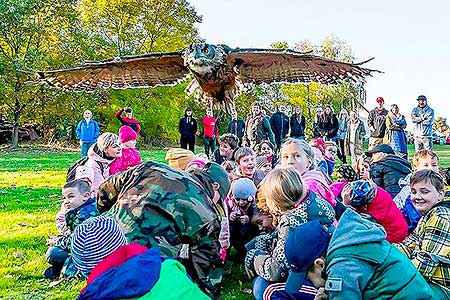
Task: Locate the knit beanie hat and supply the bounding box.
[71,215,128,275]
[201,162,231,200]
[336,164,358,182]
[255,156,272,170]
[186,158,207,170]
[349,180,376,208]
[75,165,95,185]
[232,178,257,199]
[309,138,326,155]
[119,126,137,143]
[165,148,196,170]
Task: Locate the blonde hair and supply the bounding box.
[97,132,120,152]
[412,149,439,170]
[354,155,371,175]
[281,138,315,169]
[261,168,305,211]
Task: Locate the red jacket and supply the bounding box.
[202,116,217,138]
[115,109,141,135]
[330,182,408,243]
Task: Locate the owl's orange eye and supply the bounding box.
[201,47,209,55]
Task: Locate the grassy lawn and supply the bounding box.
[1,143,450,299]
[0,145,251,300]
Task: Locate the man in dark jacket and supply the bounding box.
[227,111,245,146]
[178,107,198,152]
[270,104,289,149]
[367,97,389,150]
[289,106,306,139]
[365,144,412,198]
[97,161,230,299]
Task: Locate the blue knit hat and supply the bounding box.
[71,216,128,274]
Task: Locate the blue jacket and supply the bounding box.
[76,119,100,143]
[325,209,433,299]
[411,105,434,138]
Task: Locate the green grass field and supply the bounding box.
[1,143,450,299]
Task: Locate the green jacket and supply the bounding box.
[97,161,222,299]
[326,209,434,299]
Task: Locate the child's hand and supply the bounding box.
[229,211,238,221]
[46,234,57,247]
[240,215,250,225]
[314,288,328,300]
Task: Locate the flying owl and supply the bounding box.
[36,43,380,114]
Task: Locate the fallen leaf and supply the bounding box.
[14,252,23,259]
[4,274,13,279]
[10,184,16,189]
[241,288,252,294]
[17,222,27,227]
[49,278,64,288]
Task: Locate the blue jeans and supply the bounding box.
[203,137,216,158]
[80,141,95,157]
[46,246,69,269]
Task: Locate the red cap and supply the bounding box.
[376,97,384,103]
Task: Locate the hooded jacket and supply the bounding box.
[178,109,198,138]
[270,110,289,142]
[79,244,210,300]
[86,144,115,191]
[370,154,412,198]
[76,119,100,143]
[302,169,336,207]
[325,209,434,299]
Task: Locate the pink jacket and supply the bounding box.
[110,147,142,175]
[302,169,336,206]
[86,146,115,191]
[330,182,408,243]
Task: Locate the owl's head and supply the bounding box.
[183,43,228,75]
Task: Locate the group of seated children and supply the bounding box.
[44,126,450,300]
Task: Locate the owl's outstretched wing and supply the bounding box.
[227,48,381,85]
[37,52,189,92]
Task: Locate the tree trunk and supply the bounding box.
[10,112,20,148]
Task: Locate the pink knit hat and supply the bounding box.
[119,126,137,143]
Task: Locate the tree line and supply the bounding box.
[0,0,368,148]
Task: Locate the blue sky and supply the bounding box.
[189,0,450,128]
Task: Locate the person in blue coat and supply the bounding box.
[76,110,100,157]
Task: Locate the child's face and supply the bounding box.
[104,143,122,157]
[325,146,337,158]
[237,154,256,177]
[360,162,370,180]
[253,214,274,233]
[234,195,254,209]
[281,143,311,174]
[416,156,439,173]
[62,187,90,210]
[260,143,273,156]
[122,140,136,149]
[219,142,233,158]
[411,179,444,215]
[260,162,272,175]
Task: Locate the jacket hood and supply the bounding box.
[328,209,386,255]
[376,154,411,174]
[87,144,115,164]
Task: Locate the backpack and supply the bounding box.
[66,156,104,182]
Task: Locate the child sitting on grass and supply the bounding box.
[244,168,335,300]
[44,179,98,280]
[110,126,142,175]
[396,169,450,298]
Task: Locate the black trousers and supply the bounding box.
[180,136,195,152]
[336,138,347,164]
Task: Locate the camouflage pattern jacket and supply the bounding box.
[97,161,223,299]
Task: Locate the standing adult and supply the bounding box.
[411,95,434,152]
[97,161,231,299]
[385,104,408,159]
[202,108,217,158]
[335,108,349,163]
[243,102,275,150]
[178,107,198,152]
[289,106,306,140]
[367,97,389,150]
[115,107,140,135]
[313,107,324,138]
[344,110,366,166]
[318,105,339,141]
[270,104,290,150]
[227,111,245,146]
[76,110,100,158]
